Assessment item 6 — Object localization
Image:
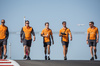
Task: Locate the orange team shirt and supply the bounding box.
[59,28,71,42]
[0,25,8,39]
[23,26,34,40]
[87,27,99,40]
[41,28,53,42]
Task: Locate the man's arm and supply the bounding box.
[5,27,9,40]
[51,35,54,44]
[96,33,99,43]
[51,30,54,44]
[96,29,99,43]
[69,34,72,41]
[68,29,72,41]
[86,33,89,44]
[59,30,62,37]
[31,28,35,41]
[41,34,48,37]
[86,29,90,44]
[20,28,23,43]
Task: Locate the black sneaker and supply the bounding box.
[23,55,26,59]
[27,56,31,60]
[90,57,94,61]
[64,57,67,60]
[48,56,50,60]
[45,56,47,60]
[0,56,2,59]
[95,55,97,59]
[4,55,7,59]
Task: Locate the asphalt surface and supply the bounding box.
[15,60,100,66]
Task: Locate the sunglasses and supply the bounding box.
[26,23,29,24]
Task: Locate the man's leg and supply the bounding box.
[24,45,27,55]
[63,45,67,60]
[44,47,47,55]
[47,45,50,60]
[47,45,50,56]
[90,46,93,57]
[93,47,96,55]
[0,47,2,59]
[23,45,27,59]
[27,47,31,60]
[3,45,7,59]
[65,47,68,56]
[0,40,3,59]
[93,46,97,59]
[28,47,30,56]
[3,45,7,56]
[90,46,94,60]
[63,45,66,58]
[2,47,4,58]
[44,46,47,60]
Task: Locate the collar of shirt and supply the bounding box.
[25,26,30,29]
[45,28,50,31]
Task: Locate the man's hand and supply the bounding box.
[52,40,54,45]
[70,37,72,41]
[44,34,48,37]
[20,40,22,43]
[20,37,23,43]
[96,39,99,43]
[33,36,35,42]
[33,39,35,41]
[87,41,88,44]
[46,34,48,37]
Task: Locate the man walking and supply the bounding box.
[87,21,99,60]
[20,20,35,60]
[59,21,72,60]
[0,19,9,59]
[41,22,54,60]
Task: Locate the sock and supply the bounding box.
[64,56,66,58]
[48,54,50,57]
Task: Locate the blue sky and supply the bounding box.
[0,0,100,60]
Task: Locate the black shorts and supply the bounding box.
[88,40,97,47]
[44,42,51,47]
[62,41,69,48]
[23,39,32,47]
[0,39,7,47]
